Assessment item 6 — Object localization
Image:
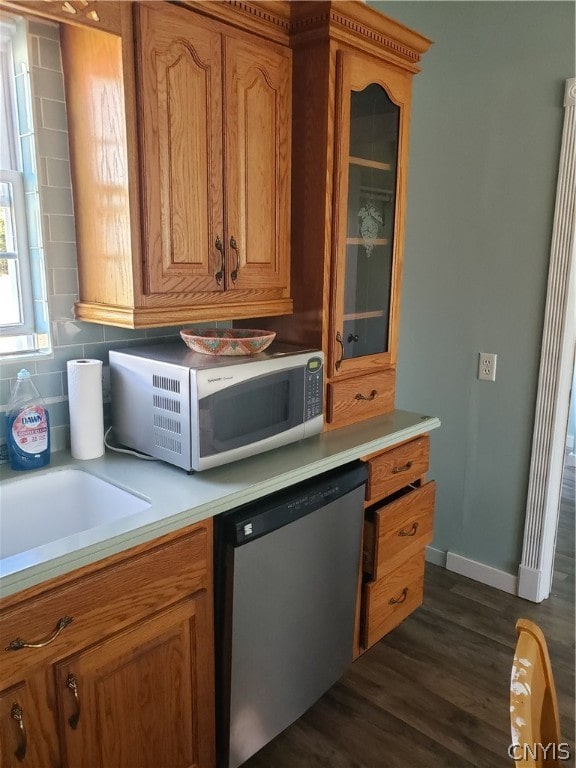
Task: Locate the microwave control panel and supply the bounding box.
[304,356,323,421]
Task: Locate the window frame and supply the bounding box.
[0,166,35,335]
[0,16,50,358]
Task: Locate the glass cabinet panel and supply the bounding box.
[342,83,399,361]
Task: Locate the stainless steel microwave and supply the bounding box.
[109,342,324,471]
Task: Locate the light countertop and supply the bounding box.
[0,409,440,598]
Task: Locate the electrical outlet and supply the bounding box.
[478,352,497,381]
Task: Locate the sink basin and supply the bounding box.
[0,468,151,560]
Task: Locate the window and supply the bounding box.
[0,18,50,356]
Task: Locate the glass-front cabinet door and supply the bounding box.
[330,52,412,378]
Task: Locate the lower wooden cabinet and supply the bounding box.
[359,435,435,652]
[0,520,215,768]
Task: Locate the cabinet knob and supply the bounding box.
[347,334,359,343]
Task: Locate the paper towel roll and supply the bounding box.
[67,359,104,460]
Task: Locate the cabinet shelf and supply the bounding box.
[343,310,385,321]
[349,156,392,171]
[347,237,389,246]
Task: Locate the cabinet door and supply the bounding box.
[55,596,214,768]
[224,37,291,292]
[330,52,412,378]
[0,675,60,768]
[137,3,225,297]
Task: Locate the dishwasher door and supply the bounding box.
[214,462,368,768]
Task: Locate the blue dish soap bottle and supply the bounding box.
[6,369,51,471]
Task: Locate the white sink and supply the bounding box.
[0,468,151,560]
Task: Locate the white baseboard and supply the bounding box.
[445,551,518,595]
[425,545,447,567]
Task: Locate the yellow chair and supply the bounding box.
[510,618,563,767]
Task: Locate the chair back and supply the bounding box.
[510,618,562,767]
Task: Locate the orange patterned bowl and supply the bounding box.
[180,328,276,356]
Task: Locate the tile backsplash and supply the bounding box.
[0,18,215,455]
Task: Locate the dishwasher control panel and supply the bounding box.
[226,462,368,545]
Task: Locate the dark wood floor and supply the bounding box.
[244,464,575,768]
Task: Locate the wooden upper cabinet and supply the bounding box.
[137,4,225,297]
[330,52,413,380]
[61,0,292,328]
[224,36,291,293]
[258,1,431,428]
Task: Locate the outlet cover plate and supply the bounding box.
[478,352,497,381]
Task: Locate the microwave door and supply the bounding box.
[198,368,305,460]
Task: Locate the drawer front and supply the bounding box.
[365,435,430,504]
[327,369,395,427]
[361,550,425,650]
[364,481,435,579]
[0,522,210,685]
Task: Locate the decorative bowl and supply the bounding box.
[180,328,276,356]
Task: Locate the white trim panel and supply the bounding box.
[446,551,518,595]
[519,76,576,603]
[425,545,446,567]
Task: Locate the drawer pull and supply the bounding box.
[66,673,81,729]
[214,235,225,285]
[230,236,240,284]
[389,587,408,605]
[392,460,413,474]
[355,389,377,401]
[5,616,74,651]
[335,331,344,370]
[10,703,27,762]
[398,522,419,537]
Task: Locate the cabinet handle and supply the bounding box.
[10,703,27,762]
[230,236,240,283]
[335,331,344,370]
[398,522,419,537]
[355,390,377,401]
[392,461,413,474]
[66,673,81,730]
[389,587,408,605]
[215,236,225,285]
[5,616,73,651]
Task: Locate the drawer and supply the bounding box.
[364,435,430,504]
[363,481,435,579]
[361,550,425,650]
[0,521,210,685]
[327,369,395,427]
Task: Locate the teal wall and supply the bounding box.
[370,1,575,574]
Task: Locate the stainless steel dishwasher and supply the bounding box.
[214,461,368,768]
